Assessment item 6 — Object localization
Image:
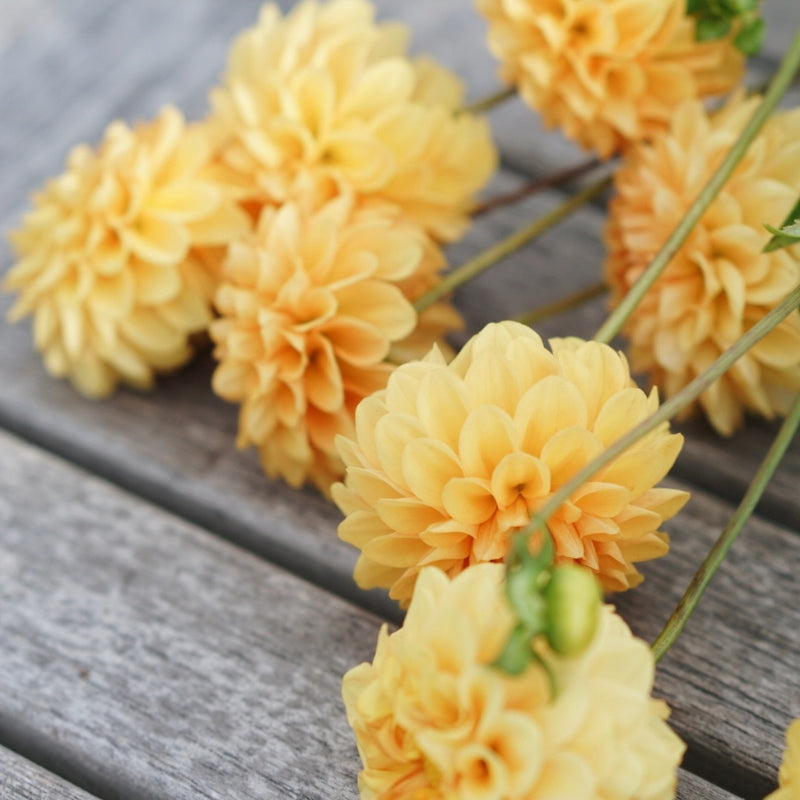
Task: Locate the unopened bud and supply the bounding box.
[544,565,601,657]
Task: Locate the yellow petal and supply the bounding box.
[123,216,190,266]
[416,369,469,451]
[490,452,550,508]
[515,375,588,456]
[401,438,462,509]
[442,477,496,525]
[147,182,219,222]
[541,427,604,487]
[459,405,517,479]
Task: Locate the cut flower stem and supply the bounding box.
[514,281,607,327]
[470,157,601,217]
[594,23,800,344]
[414,174,612,313]
[523,282,800,561]
[651,392,800,662]
[461,85,516,115]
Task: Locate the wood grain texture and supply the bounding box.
[0,429,383,800]
[614,478,800,799]
[0,429,743,800]
[0,747,99,800]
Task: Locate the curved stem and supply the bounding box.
[461,86,516,115]
[414,174,612,314]
[594,23,800,344]
[651,392,800,662]
[515,282,607,327]
[471,158,602,217]
[526,283,800,545]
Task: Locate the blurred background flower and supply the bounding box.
[5,106,249,397]
[210,194,460,494]
[207,0,497,243]
[605,94,800,435]
[476,0,743,157]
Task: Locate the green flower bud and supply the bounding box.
[544,565,602,657]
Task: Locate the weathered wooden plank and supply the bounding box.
[0,430,751,800]
[0,429,382,800]
[614,479,800,799]
[0,746,99,800]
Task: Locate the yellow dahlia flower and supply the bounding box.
[766,720,800,800]
[333,320,688,606]
[207,0,496,242]
[476,0,742,158]
[343,563,685,800]
[605,95,800,435]
[4,106,250,398]
[210,194,460,494]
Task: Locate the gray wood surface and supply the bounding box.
[614,478,800,799]
[0,430,743,800]
[0,747,99,800]
[0,1,798,799]
[0,429,381,800]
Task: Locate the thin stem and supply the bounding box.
[414,174,613,314]
[594,23,800,344]
[651,392,800,662]
[515,282,608,327]
[461,86,516,115]
[471,158,601,217]
[527,283,800,544]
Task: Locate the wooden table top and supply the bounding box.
[0,2,798,798]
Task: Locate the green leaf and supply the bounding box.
[764,196,800,252]
[734,17,765,55]
[492,625,534,675]
[695,15,732,41]
[725,0,759,12]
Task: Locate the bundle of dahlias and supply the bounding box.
[5,0,496,494]
[5,0,800,798]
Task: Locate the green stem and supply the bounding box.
[461,86,516,115]
[414,174,612,314]
[515,282,608,327]
[651,392,800,662]
[527,283,800,542]
[594,23,800,344]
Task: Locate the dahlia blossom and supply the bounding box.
[605,95,800,435]
[210,195,460,494]
[5,106,250,398]
[766,720,800,800]
[333,321,688,606]
[207,0,496,242]
[342,564,685,800]
[476,0,742,158]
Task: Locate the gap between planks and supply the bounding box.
[0,745,101,800]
